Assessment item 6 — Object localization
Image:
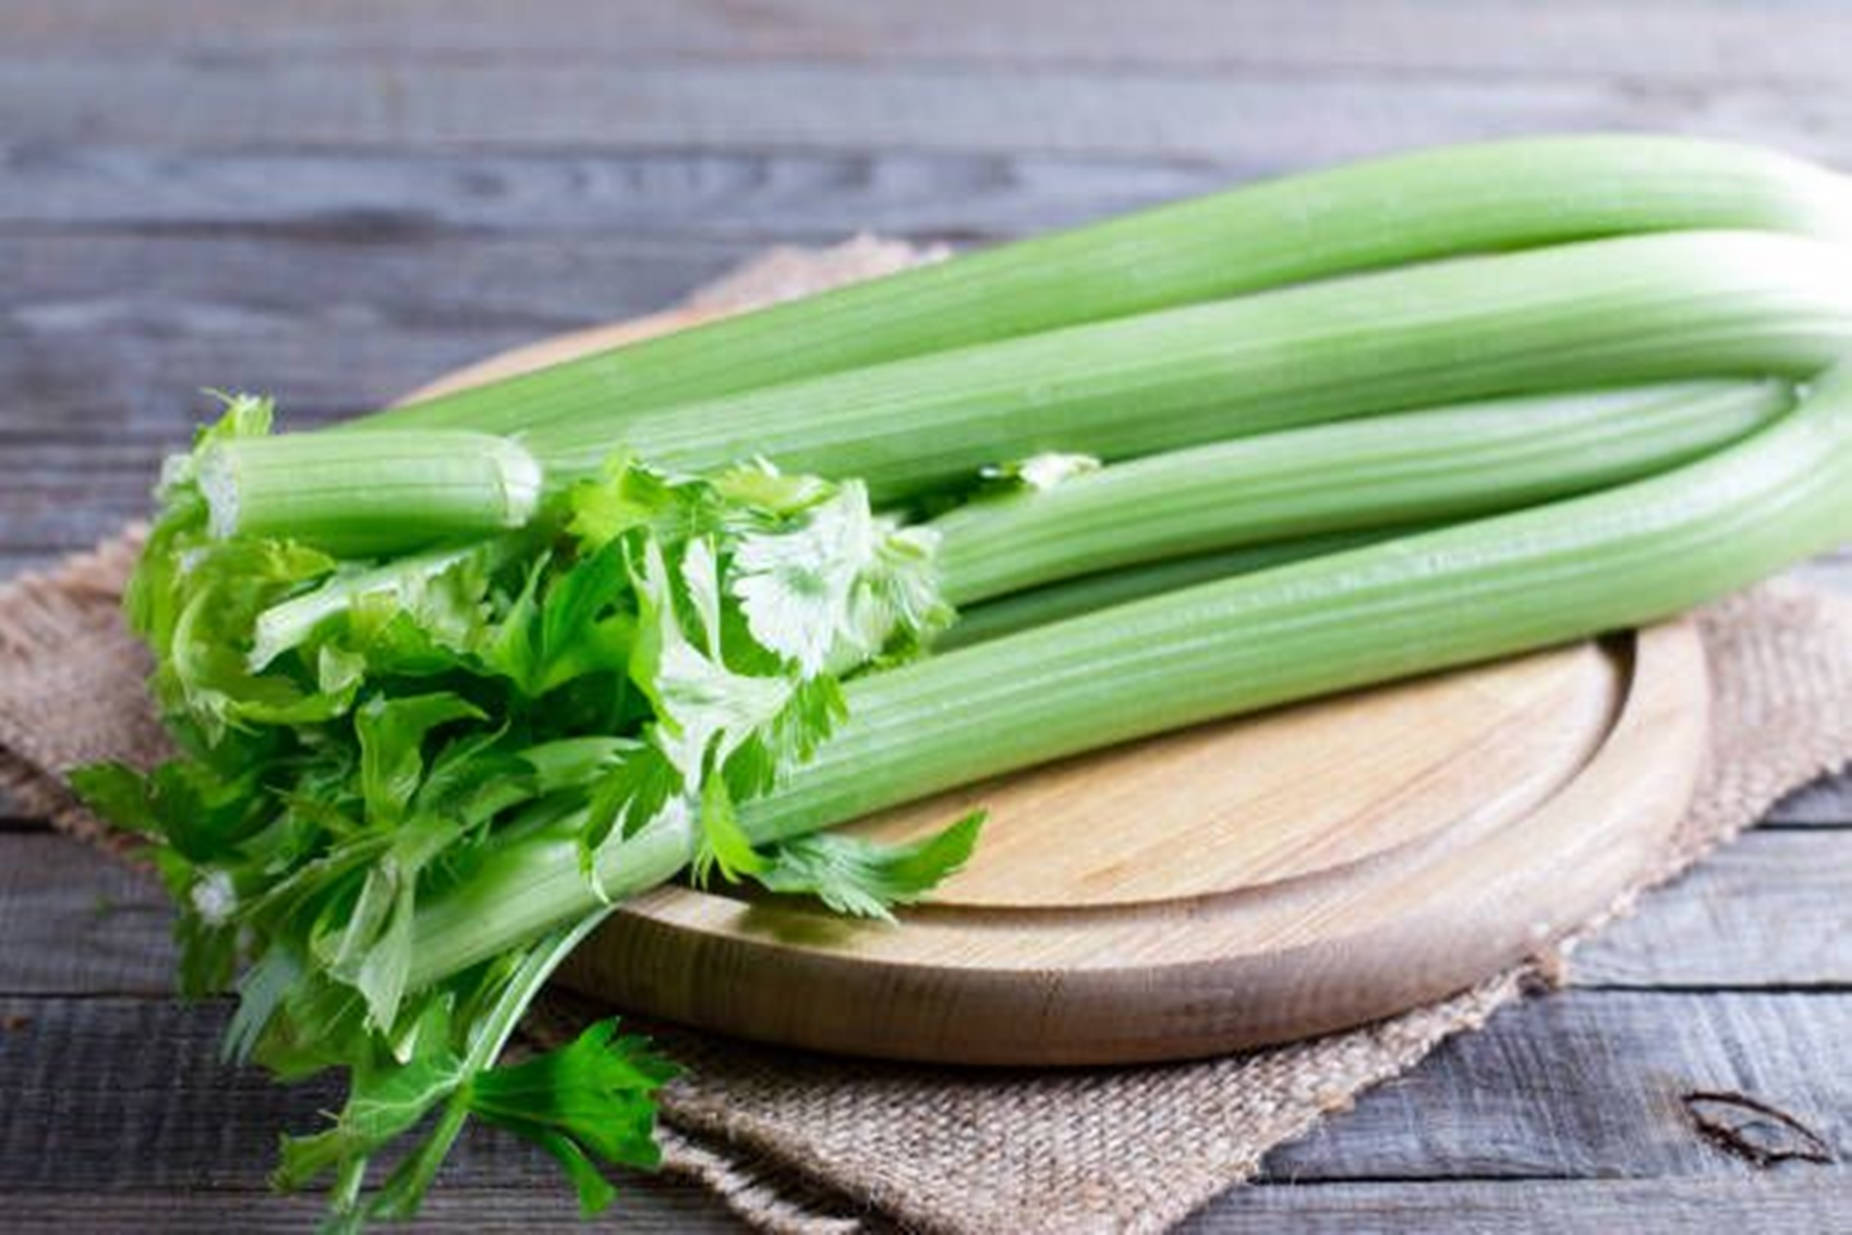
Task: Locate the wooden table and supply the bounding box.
[2,3,1847,1230]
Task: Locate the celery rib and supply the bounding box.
[930,378,1790,604]
[735,368,1852,840]
[201,430,542,557]
[536,230,1852,503]
[227,232,1852,559]
[365,136,1852,439]
[934,532,1402,651]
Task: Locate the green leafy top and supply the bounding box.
[74,398,977,1228]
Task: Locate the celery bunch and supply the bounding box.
[76,135,1852,1229]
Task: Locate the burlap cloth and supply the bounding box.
[2,240,1849,1233]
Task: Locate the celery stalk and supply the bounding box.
[404,366,1852,983]
[935,530,1410,650]
[198,430,541,557]
[212,231,1852,554]
[364,136,1852,439]
[931,378,1789,604]
[549,231,1852,504]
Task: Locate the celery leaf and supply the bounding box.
[469,1018,680,1213]
[752,810,985,921]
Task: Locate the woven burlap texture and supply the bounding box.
[2,241,1849,1234]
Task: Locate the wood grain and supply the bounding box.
[1183,1178,1852,1234]
[0,1178,1844,1235]
[0,833,172,995]
[0,1187,739,1234]
[0,230,763,443]
[563,627,1706,1063]
[0,146,1221,241]
[3,990,1844,1193]
[836,643,1625,908]
[14,1,1852,86]
[1570,829,1852,987]
[1766,775,1852,827]
[11,57,1852,165]
[1261,988,1850,1183]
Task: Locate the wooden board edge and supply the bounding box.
[562,622,1709,1064]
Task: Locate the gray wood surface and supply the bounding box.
[0,1177,1842,1235]
[16,0,1852,78]
[2,989,1846,1202]
[2,1,1848,1230]
[10,57,1852,165]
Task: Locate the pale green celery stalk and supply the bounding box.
[930,379,1791,604]
[738,373,1852,840]
[197,430,542,558]
[935,530,1404,650]
[210,231,1852,557]
[531,231,1852,506]
[359,136,1852,438]
[403,368,1852,984]
[408,807,695,991]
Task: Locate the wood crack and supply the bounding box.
[1682,1091,1837,1169]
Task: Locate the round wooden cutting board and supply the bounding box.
[559,630,1705,1064]
[403,265,1712,1067]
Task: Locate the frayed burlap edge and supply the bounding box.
[0,525,152,857]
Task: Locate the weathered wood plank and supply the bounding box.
[11,1,1852,88]
[0,330,534,444]
[1766,776,1852,826]
[0,996,560,1193]
[2,1175,1846,1235]
[1568,830,1852,987]
[3,231,756,364]
[0,230,765,440]
[1191,1177,1852,1234]
[1259,989,1849,1183]
[0,145,1222,241]
[0,442,163,560]
[1,1,1844,1227]
[0,985,1844,1199]
[3,990,1846,1192]
[6,56,1852,164]
[0,1186,740,1233]
[0,834,172,994]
